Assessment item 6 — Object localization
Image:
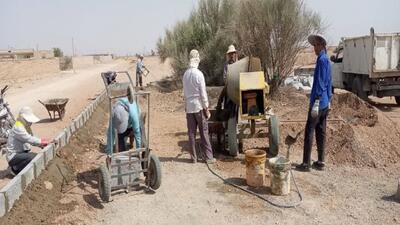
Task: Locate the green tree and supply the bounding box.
[157,0,236,85]
[53,48,64,57]
[157,0,323,91]
[236,0,323,92]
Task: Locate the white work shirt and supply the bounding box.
[183,67,209,113]
[6,121,41,162]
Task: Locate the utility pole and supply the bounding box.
[72,37,75,57]
[72,37,76,73]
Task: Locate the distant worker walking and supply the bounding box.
[6,107,49,175]
[297,34,332,172]
[183,49,215,164]
[136,55,147,89]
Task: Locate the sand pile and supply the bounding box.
[271,87,400,168]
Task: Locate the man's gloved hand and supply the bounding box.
[328,102,331,111]
[311,99,320,118]
[40,138,50,148]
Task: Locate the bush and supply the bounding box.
[53,48,64,57]
[158,0,322,90]
[236,0,323,92]
[157,0,236,85]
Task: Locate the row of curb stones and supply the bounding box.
[0,91,106,217]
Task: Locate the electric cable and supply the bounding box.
[206,162,303,208]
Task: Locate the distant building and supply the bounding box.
[0,49,54,60]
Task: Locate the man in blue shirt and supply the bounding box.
[297,34,332,172]
[106,96,141,154]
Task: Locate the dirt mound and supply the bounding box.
[0,157,76,225]
[271,87,400,168]
[332,92,378,127]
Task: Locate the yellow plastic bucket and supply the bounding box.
[245,149,266,187]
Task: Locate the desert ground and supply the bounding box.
[0,57,399,225]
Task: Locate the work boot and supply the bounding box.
[206,158,216,164]
[295,163,311,172]
[312,161,325,171]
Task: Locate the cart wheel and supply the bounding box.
[268,115,280,157]
[98,164,111,202]
[140,112,148,171]
[146,154,162,190]
[227,116,239,157]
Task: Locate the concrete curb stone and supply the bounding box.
[0,176,22,212]
[0,89,106,217]
[70,122,76,134]
[42,144,55,165]
[31,153,45,178]
[56,131,67,148]
[19,163,34,189]
[65,127,72,143]
[54,132,63,149]
[0,193,5,217]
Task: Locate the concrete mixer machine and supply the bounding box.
[224,56,279,157]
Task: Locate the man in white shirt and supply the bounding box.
[183,49,215,164]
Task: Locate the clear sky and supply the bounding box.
[304,0,400,45]
[1,0,399,55]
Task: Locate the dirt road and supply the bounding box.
[0,58,399,225]
[0,56,170,189]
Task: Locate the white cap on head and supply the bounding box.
[226,45,237,54]
[189,49,200,68]
[19,106,40,123]
[308,34,327,46]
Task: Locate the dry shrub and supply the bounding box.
[157,0,323,91]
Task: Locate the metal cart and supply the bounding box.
[38,98,69,120]
[98,71,161,202]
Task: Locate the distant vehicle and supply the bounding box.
[330,28,400,103]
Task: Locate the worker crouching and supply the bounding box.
[6,107,49,175]
[106,94,141,154]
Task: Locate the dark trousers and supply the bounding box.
[186,111,213,160]
[8,152,37,174]
[136,73,143,87]
[118,127,134,152]
[303,107,329,165]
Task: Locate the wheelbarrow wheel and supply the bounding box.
[227,116,239,157]
[268,115,280,157]
[98,164,111,202]
[146,154,162,190]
